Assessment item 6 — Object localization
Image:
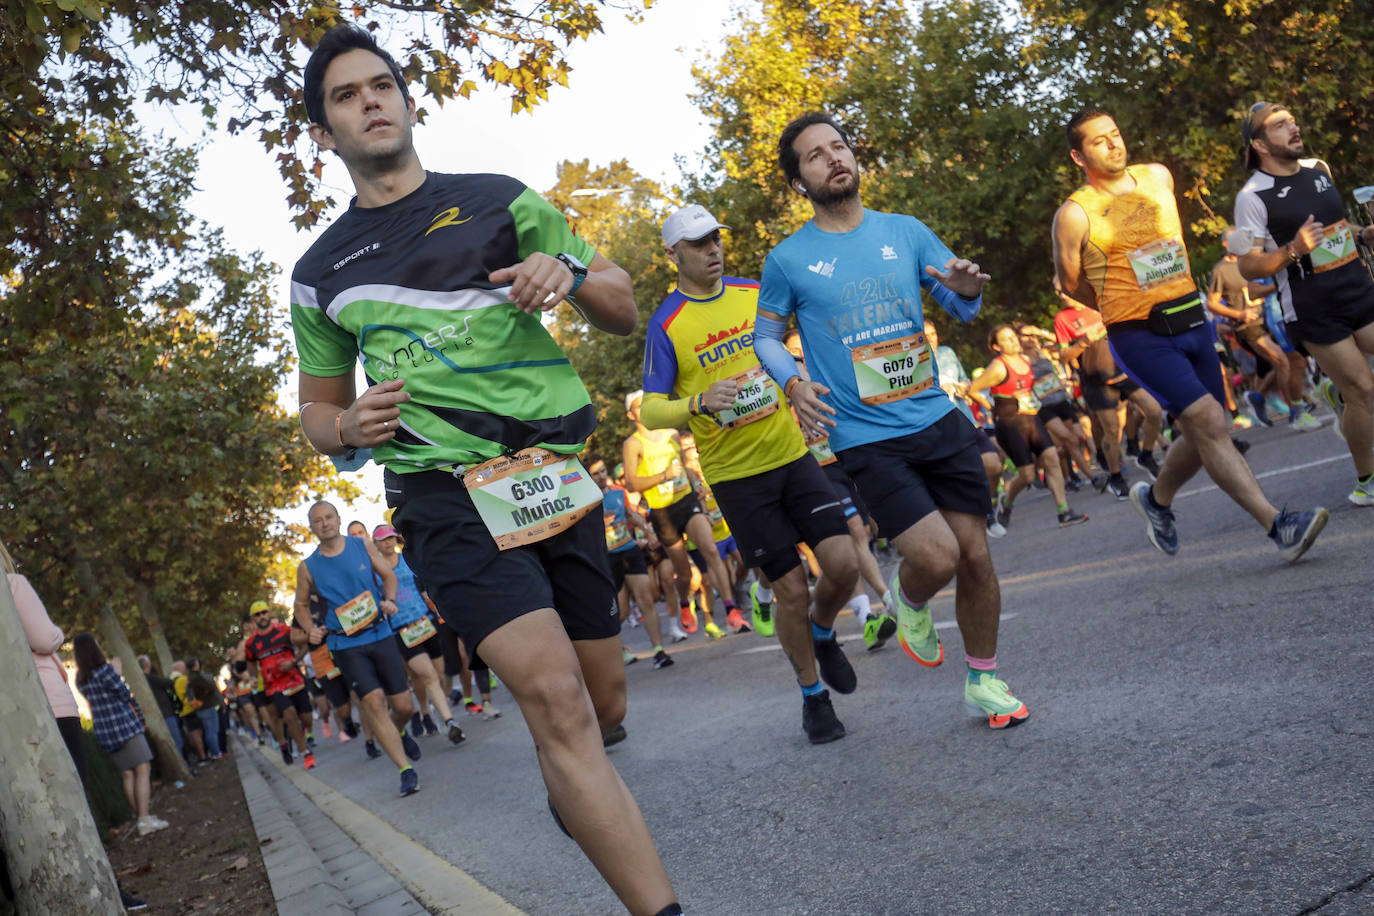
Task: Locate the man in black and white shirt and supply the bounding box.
[1233,101,1374,506]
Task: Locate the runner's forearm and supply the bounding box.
[640,391,693,430]
[753,313,799,392]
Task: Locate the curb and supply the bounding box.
[247,736,522,915]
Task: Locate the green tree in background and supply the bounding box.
[3,0,653,224]
[544,159,680,457]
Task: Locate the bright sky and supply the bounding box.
[154,0,750,535]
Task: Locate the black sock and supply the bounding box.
[652,905,684,916]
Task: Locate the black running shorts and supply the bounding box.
[317,673,349,709]
[1036,399,1078,427]
[820,460,866,522]
[395,629,444,662]
[250,691,270,711]
[269,688,313,718]
[1291,286,1374,347]
[995,413,1054,468]
[608,545,648,590]
[389,468,620,656]
[837,410,991,538]
[648,492,705,548]
[333,635,410,699]
[710,455,850,582]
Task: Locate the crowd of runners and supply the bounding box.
[235,24,1374,915]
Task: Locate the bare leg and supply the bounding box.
[480,610,676,915]
[572,636,627,738]
[359,689,410,769]
[282,707,309,753]
[627,575,664,649]
[1152,395,1278,529]
[1306,330,1374,478]
[1094,407,1123,473]
[685,514,734,609]
[407,654,453,722]
[1040,445,1068,508]
[846,514,886,597]
[133,761,151,818]
[1130,388,1164,453]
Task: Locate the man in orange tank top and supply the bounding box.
[1052,108,1327,563]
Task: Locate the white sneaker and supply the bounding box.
[667,620,690,643]
[482,702,502,720]
[136,816,169,836]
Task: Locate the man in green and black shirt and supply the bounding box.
[289,25,678,916]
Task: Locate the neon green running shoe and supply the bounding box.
[703,620,725,639]
[964,673,1029,729]
[749,581,775,638]
[862,613,896,652]
[1350,476,1374,507]
[1319,377,1345,441]
[890,571,942,666]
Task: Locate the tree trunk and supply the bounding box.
[70,558,192,785]
[0,575,122,914]
[95,606,192,784]
[132,578,174,675]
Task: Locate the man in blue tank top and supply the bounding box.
[294,500,424,796]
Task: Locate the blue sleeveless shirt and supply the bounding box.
[304,536,393,651]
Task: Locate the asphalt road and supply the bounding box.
[301,411,1373,915]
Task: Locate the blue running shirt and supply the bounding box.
[757,210,981,451]
[389,553,429,628]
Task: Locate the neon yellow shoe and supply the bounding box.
[964,673,1029,729]
[862,613,896,652]
[890,572,942,666]
[749,581,775,638]
[703,620,725,639]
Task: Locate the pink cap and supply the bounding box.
[372,524,398,539]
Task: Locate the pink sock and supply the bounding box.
[965,653,997,672]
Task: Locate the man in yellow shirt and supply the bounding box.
[638,204,859,744]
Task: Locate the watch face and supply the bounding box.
[558,252,587,274]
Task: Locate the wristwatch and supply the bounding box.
[555,253,588,293]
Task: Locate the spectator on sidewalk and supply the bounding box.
[186,658,224,760]
[3,541,149,911]
[137,655,185,760]
[73,633,169,837]
[171,660,207,764]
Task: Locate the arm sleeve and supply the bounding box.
[911,219,981,321]
[510,186,597,265]
[8,575,63,655]
[753,312,799,392]
[639,391,693,430]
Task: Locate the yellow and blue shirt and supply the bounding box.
[643,277,806,484]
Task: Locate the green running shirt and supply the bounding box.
[290,172,599,473]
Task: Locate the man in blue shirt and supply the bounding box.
[752,111,1028,729]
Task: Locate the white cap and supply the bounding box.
[661,205,729,247]
[625,390,643,412]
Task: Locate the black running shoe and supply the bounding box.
[548,795,572,839]
[279,743,293,766]
[399,767,419,797]
[342,719,359,739]
[1107,474,1130,500]
[401,732,423,761]
[802,690,846,744]
[422,714,438,737]
[447,721,466,745]
[602,724,627,747]
[364,739,382,759]
[120,889,148,911]
[409,712,424,738]
[1057,508,1089,527]
[1135,451,1162,480]
[652,649,675,669]
[813,633,857,694]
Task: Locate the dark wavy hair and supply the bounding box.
[777,111,852,187]
[303,24,410,130]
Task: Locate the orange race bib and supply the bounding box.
[335,591,379,636]
[1311,220,1359,273]
[398,616,437,648]
[851,333,934,405]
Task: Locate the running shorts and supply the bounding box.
[250,691,270,711]
[971,425,999,457]
[1108,323,1226,416]
[388,468,620,655]
[648,492,705,548]
[820,460,865,521]
[609,545,648,590]
[395,629,444,662]
[269,688,312,718]
[994,413,1054,468]
[715,534,738,561]
[1289,285,1374,348]
[837,409,991,537]
[333,635,410,699]
[1036,399,1078,428]
[318,673,349,709]
[710,454,850,582]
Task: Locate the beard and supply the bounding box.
[1269,138,1307,163]
[808,169,861,207]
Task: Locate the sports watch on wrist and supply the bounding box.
[555,252,588,293]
